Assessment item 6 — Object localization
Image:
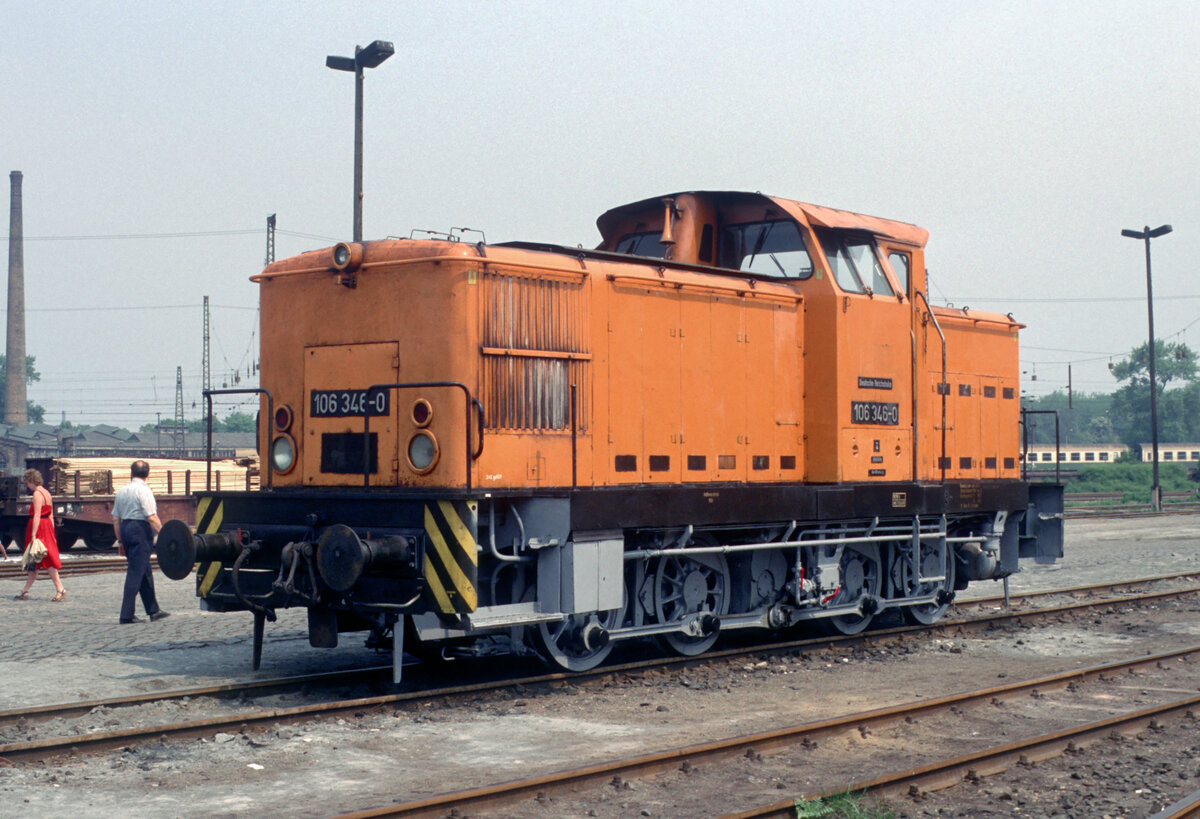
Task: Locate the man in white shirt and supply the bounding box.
[112,460,168,624]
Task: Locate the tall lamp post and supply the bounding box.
[326,40,394,242]
[1122,223,1173,512]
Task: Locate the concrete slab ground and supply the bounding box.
[0,553,382,712]
[0,516,1196,818]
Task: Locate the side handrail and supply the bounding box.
[362,382,484,489]
[915,291,948,482]
[471,397,485,459]
[1020,409,1061,482]
[606,272,803,305]
[203,388,275,491]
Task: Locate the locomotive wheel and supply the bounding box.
[654,547,730,656]
[828,545,882,636]
[902,542,956,626]
[533,606,623,672]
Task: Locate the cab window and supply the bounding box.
[818,232,892,296]
[850,241,893,296]
[888,251,911,296]
[718,220,813,279]
[613,231,669,258]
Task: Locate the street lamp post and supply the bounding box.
[1121,223,1173,512]
[326,40,394,242]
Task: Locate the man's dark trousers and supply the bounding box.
[120,519,160,621]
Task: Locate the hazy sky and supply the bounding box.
[2,1,1197,429]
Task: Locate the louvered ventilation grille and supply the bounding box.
[482,272,589,431]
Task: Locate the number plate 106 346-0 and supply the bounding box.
[850,401,900,426]
[310,389,390,418]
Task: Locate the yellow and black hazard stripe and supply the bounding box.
[194,497,224,598]
[423,500,478,613]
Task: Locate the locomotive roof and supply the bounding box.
[596,191,929,248]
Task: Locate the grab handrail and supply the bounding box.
[1020,409,1061,482]
[915,291,947,482]
[361,381,484,489]
[203,387,275,490]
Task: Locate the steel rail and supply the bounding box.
[0,664,389,729]
[1,578,1197,740]
[331,644,1200,819]
[963,569,1200,606]
[934,584,1200,637]
[1067,504,1200,520]
[724,695,1200,818]
[1152,789,1200,819]
[0,556,156,579]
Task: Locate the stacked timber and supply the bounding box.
[49,457,260,496]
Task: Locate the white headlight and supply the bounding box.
[407,431,438,473]
[271,435,296,472]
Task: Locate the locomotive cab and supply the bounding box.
[595,190,1021,487]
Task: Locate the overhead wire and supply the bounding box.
[3,223,289,428]
[2,227,340,243]
[27,301,259,427]
[27,303,255,313]
[2,229,262,241]
[945,293,1200,304]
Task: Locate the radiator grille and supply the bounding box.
[482,271,589,431]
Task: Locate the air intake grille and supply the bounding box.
[482,270,590,431]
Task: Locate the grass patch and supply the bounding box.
[1064,463,1198,503]
[794,791,895,818]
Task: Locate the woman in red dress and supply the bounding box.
[14,468,65,601]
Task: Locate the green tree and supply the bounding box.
[216,411,254,432]
[188,411,255,433]
[1111,340,1197,389]
[1087,414,1115,442]
[1110,341,1200,447]
[1020,390,1114,445]
[0,354,45,424]
[141,410,256,435]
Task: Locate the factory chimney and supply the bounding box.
[6,171,28,426]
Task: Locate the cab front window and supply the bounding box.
[718,220,813,279]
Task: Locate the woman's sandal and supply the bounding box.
[52,590,66,602]
[13,591,28,601]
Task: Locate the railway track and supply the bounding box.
[1,574,1197,767]
[963,569,1200,608]
[1065,501,1200,519]
[332,645,1200,818]
[723,697,1200,819]
[1,572,1194,730]
[0,555,154,580]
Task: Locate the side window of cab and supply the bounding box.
[887,251,911,298]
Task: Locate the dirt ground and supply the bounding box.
[1,515,1199,818]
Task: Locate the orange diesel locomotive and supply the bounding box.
[159,191,1063,676]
